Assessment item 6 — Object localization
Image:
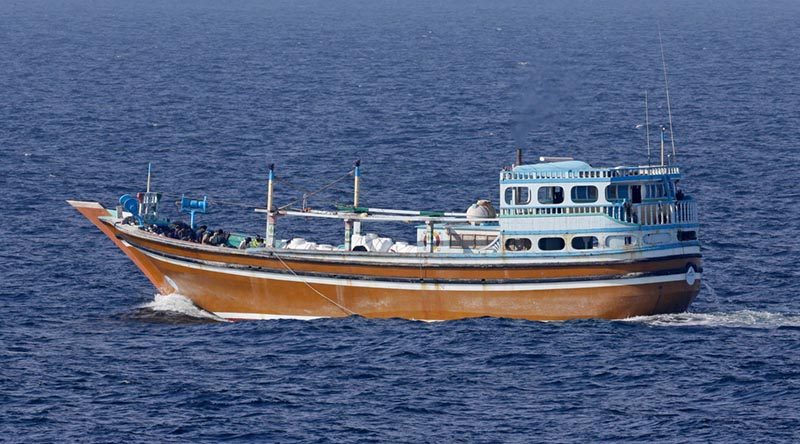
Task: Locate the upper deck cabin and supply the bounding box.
[426,159,699,254]
[499,160,691,221]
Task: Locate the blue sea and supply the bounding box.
[3,0,800,442]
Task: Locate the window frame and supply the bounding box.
[537,186,565,205]
[570,185,599,203]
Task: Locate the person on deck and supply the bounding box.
[250,236,264,248]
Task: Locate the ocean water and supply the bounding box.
[2,0,800,442]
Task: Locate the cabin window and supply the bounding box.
[677,230,697,241]
[538,186,564,204]
[505,238,532,251]
[571,236,599,250]
[646,183,666,199]
[571,186,598,203]
[538,237,565,251]
[606,185,629,201]
[504,187,531,205]
[517,187,531,204]
[452,234,494,249]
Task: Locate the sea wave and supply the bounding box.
[139,293,226,322]
[623,310,800,329]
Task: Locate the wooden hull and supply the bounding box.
[69,201,702,321]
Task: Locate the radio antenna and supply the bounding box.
[645,90,652,166]
[658,26,677,163]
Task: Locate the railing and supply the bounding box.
[499,199,698,226]
[501,165,681,181]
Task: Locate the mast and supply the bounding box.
[266,163,276,247]
[344,160,361,250]
[146,162,152,192]
[645,90,652,166]
[659,26,677,163]
[353,159,361,237]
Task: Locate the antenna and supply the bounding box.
[645,90,651,166]
[658,26,677,163]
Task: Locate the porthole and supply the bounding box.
[571,236,599,250]
[538,237,565,251]
[505,238,532,251]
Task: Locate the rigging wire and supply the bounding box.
[166,169,356,212]
[658,25,677,163]
[277,169,354,210]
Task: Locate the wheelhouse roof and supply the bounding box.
[513,160,593,173]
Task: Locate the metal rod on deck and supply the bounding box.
[266,163,276,247]
[360,207,468,217]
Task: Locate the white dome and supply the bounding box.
[466,200,497,225]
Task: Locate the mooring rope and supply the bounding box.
[270,250,356,317]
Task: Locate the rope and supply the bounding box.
[270,250,357,317]
[277,170,354,210]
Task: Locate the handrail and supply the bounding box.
[501,165,681,181]
[499,200,697,226]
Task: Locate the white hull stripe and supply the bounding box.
[214,312,324,321]
[139,248,700,292]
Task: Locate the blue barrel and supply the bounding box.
[181,196,207,213]
[119,194,139,215]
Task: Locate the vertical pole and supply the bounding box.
[344,220,353,251]
[426,221,434,253]
[266,164,276,247]
[146,162,152,193]
[660,126,666,166]
[516,148,523,167]
[353,159,361,237]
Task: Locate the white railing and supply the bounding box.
[501,165,681,181]
[499,199,698,226]
[626,200,697,225]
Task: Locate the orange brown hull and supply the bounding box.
[69,201,701,321]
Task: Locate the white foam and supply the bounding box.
[141,293,226,321]
[623,310,800,329]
